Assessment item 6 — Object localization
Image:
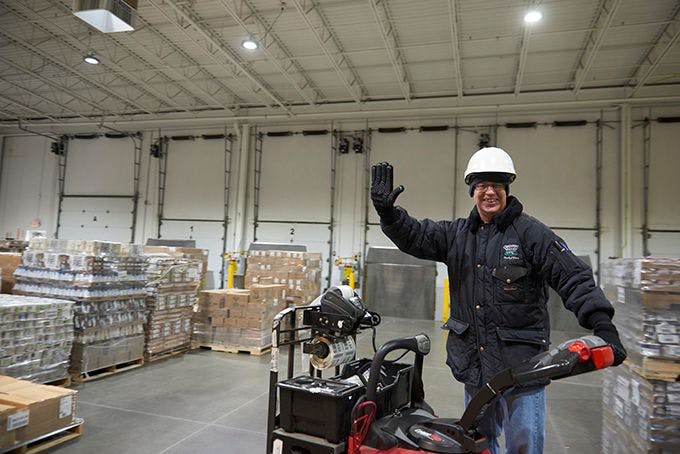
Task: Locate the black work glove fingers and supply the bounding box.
[387,185,404,206]
[370,162,403,223]
[593,325,627,366]
[385,163,393,191]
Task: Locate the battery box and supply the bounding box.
[278,360,413,443]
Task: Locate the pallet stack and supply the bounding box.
[600,258,680,452]
[193,284,285,354]
[143,253,202,361]
[13,238,148,382]
[0,295,74,384]
[244,250,322,306]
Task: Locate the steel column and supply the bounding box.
[642,118,651,256]
[595,114,604,284]
[54,136,69,239]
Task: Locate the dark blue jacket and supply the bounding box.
[381,196,614,387]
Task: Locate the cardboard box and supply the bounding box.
[0,253,21,294]
[0,377,77,450]
[0,403,20,448]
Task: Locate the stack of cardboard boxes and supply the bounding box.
[0,295,74,383]
[600,258,680,452]
[13,238,147,379]
[194,284,285,352]
[244,250,322,306]
[0,376,79,451]
[143,253,202,359]
[0,252,22,294]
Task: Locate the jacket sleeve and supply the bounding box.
[380,207,457,263]
[523,220,614,328]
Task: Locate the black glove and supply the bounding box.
[590,313,627,366]
[371,162,404,223]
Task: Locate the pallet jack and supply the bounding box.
[267,286,615,454]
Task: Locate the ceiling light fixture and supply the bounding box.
[83,54,100,65]
[524,10,543,24]
[242,38,258,50]
[240,1,286,51]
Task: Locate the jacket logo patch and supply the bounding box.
[503,244,520,260]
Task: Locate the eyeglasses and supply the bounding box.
[474,182,505,192]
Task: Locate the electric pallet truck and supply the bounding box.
[267,286,615,454]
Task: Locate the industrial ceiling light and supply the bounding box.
[83,54,100,64]
[241,38,258,50]
[241,1,286,51]
[523,10,543,23]
[73,0,137,33]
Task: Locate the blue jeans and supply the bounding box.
[464,384,545,454]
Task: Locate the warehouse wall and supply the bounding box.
[2,107,680,319]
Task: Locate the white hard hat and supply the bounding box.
[464,147,516,184]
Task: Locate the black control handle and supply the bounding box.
[365,334,430,402]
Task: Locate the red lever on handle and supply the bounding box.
[567,340,591,362]
[590,346,614,369]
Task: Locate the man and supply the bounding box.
[370,147,626,454]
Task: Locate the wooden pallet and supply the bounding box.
[71,358,144,383]
[629,358,680,382]
[44,376,71,388]
[144,344,191,363]
[193,343,271,356]
[4,418,84,454]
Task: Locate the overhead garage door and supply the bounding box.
[157,135,234,287]
[253,132,333,288]
[57,135,140,243]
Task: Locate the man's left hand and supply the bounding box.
[593,324,627,366]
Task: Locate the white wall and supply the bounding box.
[2,107,680,319]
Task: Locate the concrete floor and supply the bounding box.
[52,317,605,454]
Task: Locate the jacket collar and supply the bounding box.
[468,196,523,232]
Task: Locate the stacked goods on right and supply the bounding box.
[193,284,285,354]
[600,258,680,453]
[244,250,322,306]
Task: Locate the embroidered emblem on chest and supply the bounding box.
[502,244,520,260]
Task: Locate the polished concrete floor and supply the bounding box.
[52,317,604,454]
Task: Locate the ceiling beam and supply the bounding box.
[50,0,238,112]
[447,0,463,98]
[0,30,153,116]
[152,0,291,113]
[572,0,622,95]
[218,0,321,105]
[12,1,195,115]
[628,5,680,96]
[0,55,126,118]
[290,0,364,103]
[367,0,411,101]
[514,26,531,97]
[0,94,58,121]
[0,75,87,119]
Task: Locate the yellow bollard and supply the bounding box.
[442,278,450,322]
[343,265,355,289]
[226,259,237,289]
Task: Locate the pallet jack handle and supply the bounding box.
[458,335,614,431]
[365,334,431,403]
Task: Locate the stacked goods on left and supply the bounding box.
[13,238,147,379]
[0,376,78,451]
[0,295,74,383]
